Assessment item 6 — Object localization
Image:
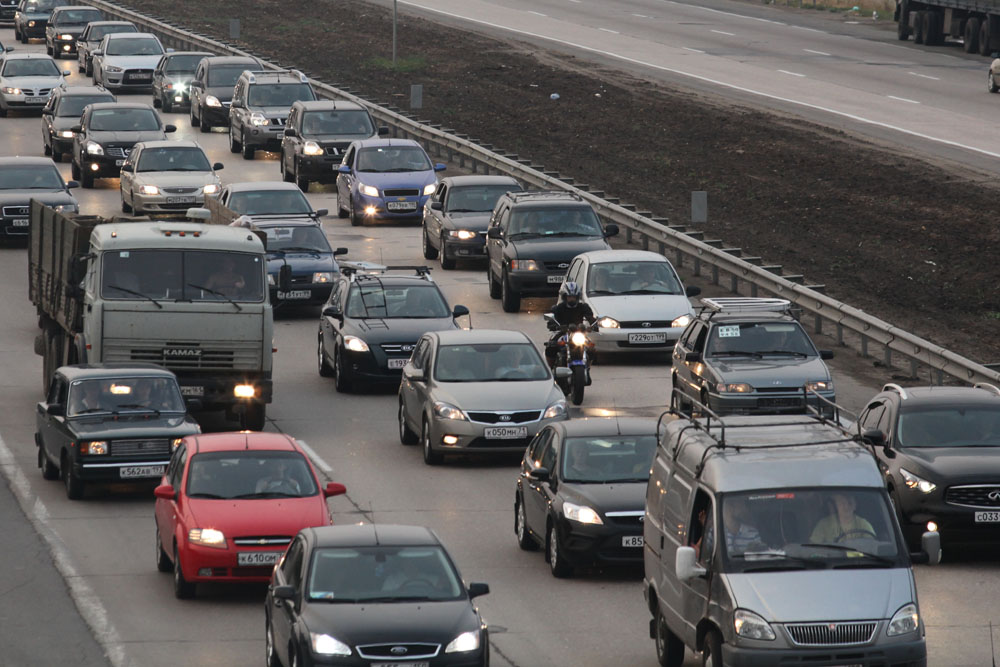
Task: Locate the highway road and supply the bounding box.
[1,14,999,667]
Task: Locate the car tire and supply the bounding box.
[989,69,1000,94]
[296,172,309,192]
[547,521,572,578]
[0,104,7,119]
[422,418,443,465]
[173,545,196,599]
[333,346,353,393]
[71,160,81,181]
[51,148,62,163]
[399,400,419,445]
[439,238,456,270]
[280,153,294,182]
[654,607,685,667]
[43,140,51,156]
[242,134,255,160]
[702,629,723,667]
[77,59,85,73]
[488,267,501,299]
[515,495,538,550]
[85,61,93,77]
[501,271,521,313]
[38,441,58,480]
[337,194,349,218]
[913,10,925,44]
[121,191,133,214]
[80,167,94,189]
[422,227,438,260]
[155,523,171,573]
[199,112,211,133]
[318,333,334,377]
[162,95,173,114]
[152,94,161,108]
[21,30,28,44]
[350,200,363,227]
[46,42,52,56]
[229,127,241,153]
[265,618,281,667]
[243,403,266,431]
[62,453,84,500]
[190,105,200,127]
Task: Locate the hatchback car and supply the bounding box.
[75,20,136,76]
[119,140,223,214]
[36,364,200,500]
[188,55,262,131]
[516,418,657,577]
[91,32,164,91]
[0,156,77,238]
[422,175,522,270]
[859,382,1000,550]
[567,250,701,356]
[44,5,103,58]
[154,431,348,599]
[336,138,445,226]
[13,0,58,43]
[398,329,569,465]
[248,220,347,308]
[266,524,490,667]
[229,68,316,159]
[0,52,69,116]
[41,85,115,162]
[217,180,327,223]
[671,297,835,416]
[150,50,210,112]
[319,265,468,392]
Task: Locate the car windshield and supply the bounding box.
[247,82,314,106]
[185,451,318,499]
[23,0,58,11]
[105,37,162,56]
[207,64,253,86]
[2,58,60,77]
[345,284,450,319]
[0,164,63,190]
[67,376,184,416]
[261,225,331,253]
[587,261,684,296]
[89,107,160,131]
[101,249,265,303]
[356,146,431,173]
[716,488,903,572]
[705,321,817,358]
[53,9,102,25]
[136,147,211,172]
[435,343,549,382]
[897,406,1000,447]
[56,94,114,117]
[163,54,207,74]
[508,207,603,238]
[306,546,464,602]
[87,24,137,41]
[560,435,657,483]
[302,109,373,136]
[227,189,312,215]
[446,184,520,213]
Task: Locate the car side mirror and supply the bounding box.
[675,545,707,581]
[467,582,490,599]
[338,165,352,174]
[452,304,469,318]
[554,367,572,380]
[166,47,175,53]
[377,126,389,137]
[278,264,292,292]
[314,209,328,218]
[323,481,347,498]
[819,350,834,360]
[486,227,501,239]
[430,201,443,210]
[189,80,202,88]
[71,124,82,132]
[153,484,176,500]
[402,365,425,382]
[92,50,102,56]
[433,162,446,172]
[685,285,702,297]
[66,180,79,189]
[184,397,202,412]
[4,47,12,52]
[212,162,224,171]
[164,124,177,133]
[46,403,65,416]
[120,164,133,173]
[528,466,550,481]
[333,247,348,256]
[862,428,886,448]
[273,585,296,601]
[684,351,702,363]
[283,128,296,137]
[322,305,342,319]
[917,530,941,565]
[62,70,71,76]
[603,224,619,238]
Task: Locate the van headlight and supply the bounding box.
[563,502,602,525]
[887,603,919,636]
[444,630,480,653]
[734,609,775,640]
[900,468,936,494]
[302,141,323,156]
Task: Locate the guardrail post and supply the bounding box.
[861,334,869,358]
[750,283,758,297]
[730,275,738,293]
[884,347,892,369]
[910,359,918,380]
[836,322,844,346]
[814,314,822,334]
[694,257,701,277]
[711,265,719,285]
[935,369,944,385]
[691,191,708,224]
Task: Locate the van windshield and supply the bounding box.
[716,488,904,572]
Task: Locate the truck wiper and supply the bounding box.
[106,283,163,309]
[800,543,895,566]
[187,283,243,311]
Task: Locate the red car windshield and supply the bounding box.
[186,451,318,499]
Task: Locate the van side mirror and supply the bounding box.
[685,285,702,298]
[278,264,292,292]
[47,403,65,416]
[467,582,490,599]
[324,482,346,498]
[71,124,82,133]
[603,224,619,238]
[910,530,941,565]
[675,546,707,581]
[819,350,834,360]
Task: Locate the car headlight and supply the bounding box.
[267,274,276,286]
[887,603,919,636]
[202,183,219,195]
[302,140,323,156]
[168,82,186,93]
[597,316,619,329]
[447,229,477,240]
[563,501,603,525]
[805,380,833,392]
[188,528,226,548]
[52,203,77,213]
[444,630,480,653]
[28,20,35,26]
[433,401,466,421]
[59,34,73,40]
[310,633,351,656]
[509,259,540,271]
[570,331,588,346]
[80,440,108,455]
[58,129,75,138]
[423,183,437,196]
[104,65,123,73]
[717,383,753,393]
[901,468,936,494]
[1,87,22,95]
[543,400,567,419]
[734,609,776,640]
[312,272,333,283]
[359,183,379,197]
[343,335,369,353]
[85,141,104,155]
[205,95,222,107]
[249,112,269,126]
[172,438,184,449]
[138,185,160,195]
[671,314,692,328]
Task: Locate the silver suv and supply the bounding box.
[228,69,316,160]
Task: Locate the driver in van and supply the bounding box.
[810,492,875,543]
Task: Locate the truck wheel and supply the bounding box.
[501,271,521,313]
[318,333,334,377]
[38,441,58,480]
[980,18,993,56]
[242,134,255,160]
[702,629,723,667]
[422,227,438,259]
[923,11,941,46]
[243,403,266,431]
[965,17,981,53]
[62,453,84,500]
[913,10,925,43]
[654,607,685,667]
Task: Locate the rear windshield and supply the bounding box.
[247,82,315,107]
[164,54,207,74]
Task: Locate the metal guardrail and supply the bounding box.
[77,0,1000,387]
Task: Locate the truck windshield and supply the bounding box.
[101,250,265,303]
[67,376,184,417]
[715,488,904,573]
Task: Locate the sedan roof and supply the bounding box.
[353,137,422,150]
[55,363,178,381]
[0,156,61,168]
[432,329,531,346]
[226,181,302,193]
[577,249,673,264]
[187,432,300,454]
[439,175,520,188]
[306,524,440,549]
[549,417,659,438]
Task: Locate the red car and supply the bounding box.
[153,432,346,599]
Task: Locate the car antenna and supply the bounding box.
[613,398,621,435]
[370,501,380,545]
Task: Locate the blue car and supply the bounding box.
[336,138,445,226]
[253,220,348,308]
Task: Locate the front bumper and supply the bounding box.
[20,20,47,37]
[1,208,33,236]
[721,635,925,667]
[242,123,284,150]
[442,236,487,260]
[178,541,286,583]
[553,514,644,567]
[307,646,487,667]
[50,132,75,154]
[296,154,343,183]
[200,102,231,126]
[1,92,50,111]
[426,414,564,455]
[73,456,172,483]
[132,190,207,212]
[80,153,127,178]
[174,373,273,409]
[270,282,334,307]
[592,326,685,353]
[356,191,429,222]
[342,346,411,385]
[507,270,566,296]
[706,390,836,415]
[101,73,153,90]
[898,492,1000,546]
[52,37,77,55]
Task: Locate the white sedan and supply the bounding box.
[0,52,69,117]
[119,140,222,215]
[92,32,165,91]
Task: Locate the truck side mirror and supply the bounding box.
[69,253,89,284]
[278,264,292,292]
[675,546,707,581]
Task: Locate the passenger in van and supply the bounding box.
[809,492,876,543]
[722,497,762,555]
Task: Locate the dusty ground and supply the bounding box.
[120,0,1000,366]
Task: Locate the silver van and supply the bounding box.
[643,400,940,666]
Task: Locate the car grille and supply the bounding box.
[356,643,440,660]
[945,485,1000,508]
[380,343,417,355]
[466,410,540,424]
[543,260,572,271]
[161,186,200,194]
[785,621,877,646]
[754,387,803,394]
[605,511,644,526]
[111,438,171,457]
[322,142,349,156]
[232,536,292,546]
[17,88,52,97]
[105,146,132,159]
[2,206,29,217]
[383,188,419,197]
[619,320,671,328]
[269,117,286,126]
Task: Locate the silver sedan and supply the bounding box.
[118,140,222,214]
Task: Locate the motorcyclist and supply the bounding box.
[545,281,594,366]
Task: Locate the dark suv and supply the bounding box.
[859,382,1000,550]
[485,191,617,312]
[44,5,103,58]
[228,69,316,159]
[14,0,58,43]
[70,102,175,188]
[188,55,261,132]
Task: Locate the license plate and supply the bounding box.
[371,663,429,667]
[628,332,667,344]
[975,511,1000,523]
[386,201,417,211]
[120,464,165,479]
[387,358,409,369]
[484,426,528,439]
[758,397,801,408]
[126,73,152,82]
[237,551,281,566]
[115,159,125,166]
[165,196,195,204]
[277,290,310,299]
[12,218,29,226]
[547,274,565,284]
[180,386,204,397]
[622,535,644,547]
[25,96,46,104]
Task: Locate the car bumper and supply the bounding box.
[80,154,127,178]
[356,192,429,222]
[426,414,566,455]
[592,326,685,352]
[307,648,488,667]
[200,103,230,126]
[705,390,836,415]
[52,38,77,55]
[898,495,1000,545]
[553,514,644,567]
[721,636,925,667]
[50,134,75,153]
[242,124,284,150]
[270,283,334,307]
[297,154,343,183]
[0,92,50,111]
[162,89,191,106]
[133,191,208,212]
[342,346,412,385]
[0,212,33,236]
[442,237,487,260]
[178,542,286,583]
[21,22,47,37]
[73,457,172,483]
[100,75,153,90]
[507,270,566,296]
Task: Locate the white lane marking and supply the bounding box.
[888,95,920,104]
[793,25,824,33]
[297,439,334,475]
[567,0,580,3]
[804,48,831,56]
[690,3,785,24]
[711,29,735,36]
[632,14,650,19]
[528,10,547,17]
[0,432,127,667]
[908,71,940,80]
[600,27,620,34]
[397,0,1000,161]
[682,47,705,53]
[778,69,806,77]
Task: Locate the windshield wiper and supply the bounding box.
[381,167,421,172]
[446,208,490,213]
[115,403,161,417]
[106,284,163,309]
[187,283,243,311]
[710,350,761,358]
[273,246,322,253]
[587,289,617,296]
[757,350,810,357]
[187,492,226,499]
[623,289,675,295]
[540,231,600,237]
[354,595,433,603]
[509,232,544,240]
[230,491,300,499]
[732,552,826,570]
[73,408,111,415]
[800,543,895,566]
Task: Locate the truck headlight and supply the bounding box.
[233,384,256,398]
[509,259,540,271]
[563,502,603,525]
[172,438,184,449]
[188,528,226,548]
[423,183,437,196]
[312,272,333,283]
[58,130,75,138]
[543,400,566,419]
[359,183,379,197]
[805,380,833,392]
[310,633,351,656]
[139,185,160,195]
[597,317,619,329]
[444,631,480,653]
[447,229,477,240]
[85,140,104,155]
[28,20,35,26]
[205,95,222,107]
[302,140,323,156]
[249,112,269,126]
[202,183,219,195]
[432,401,466,421]
[887,603,919,636]
[104,65,123,73]
[343,335,369,353]
[671,314,692,328]
[717,383,753,393]
[80,440,108,455]
[734,609,775,640]
[901,468,936,494]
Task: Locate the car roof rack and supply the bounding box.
[507,190,584,203]
[973,382,1000,396]
[881,383,909,400]
[700,297,791,314]
[340,261,433,281]
[244,69,309,85]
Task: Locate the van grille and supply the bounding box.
[785,621,877,646]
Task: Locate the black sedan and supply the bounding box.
[41,85,116,161]
[318,265,468,392]
[250,220,347,308]
[151,51,211,113]
[0,156,77,239]
[266,524,490,667]
[36,363,200,500]
[515,417,658,577]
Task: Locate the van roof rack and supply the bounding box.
[973,382,1000,396]
[507,190,584,203]
[700,297,791,314]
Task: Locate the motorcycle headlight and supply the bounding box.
[433,401,466,421]
[717,383,753,393]
[671,314,692,328]
[805,380,833,392]
[1,87,22,95]
[448,229,477,240]
[267,274,276,286]
[80,440,108,455]
[310,633,351,656]
[509,259,540,271]
[104,65,123,73]
[187,528,226,548]
[901,468,936,494]
[359,183,379,197]
[139,185,160,195]
[202,183,219,195]
[58,129,75,138]
[302,140,323,156]
[570,331,588,346]
[312,272,333,283]
[563,501,603,525]
[249,112,269,126]
[85,140,104,155]
[597,316,619,329]
[52,203,77,213]
[423,183,437,196]
[734,609,776,640]
[444,630,480,653]
[887,603,919,636]
[543,400,567,419]
[343,335,369,353]
[205,95,222,107]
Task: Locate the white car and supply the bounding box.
[564,249,701,355]
[0,52,69,117]
[119,140,223,214]
[92,32,164,91]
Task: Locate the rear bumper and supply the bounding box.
[507,270,565,296]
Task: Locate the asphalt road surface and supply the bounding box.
[1,16,999,667]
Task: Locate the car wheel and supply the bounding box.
[62,453,84,500]
[190,105,201,127]
[547,521,572,578]
[155,522,171,573]
[500,271,521,313]
[152,94,161,108]
[20,30,28,44]
[350,199,363,227]
[488,267,501,299]
[80,167,94,189]
[295,171,309,192]
[265,618,281,667]
[702,629,723,667]
[121,191,133,214]
[333,346,353,393]
[46,42,52,56]
[422,226,439,260]
[51,148,63,163]
[337,194,349,218]
[422,419,442,465]
[162,95,173,114]
[439,238,456,270]
[85,61,93,77]
[654,606,685,667]
[43,139,51,156]
[990,69,1000,94]
[242,134,255,160]
[399,399,418,445]
[77,59,85,73]
[173,545,196,599]
[71,160,81,181]
[199,110,211,133]
[0,103,7,118]
[229,126,241,153]
[281,153,294,182]
[515,495,537,550]
[318,332,334,377]
[38,441,58,480]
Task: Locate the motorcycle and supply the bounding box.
[544,313,594,406]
